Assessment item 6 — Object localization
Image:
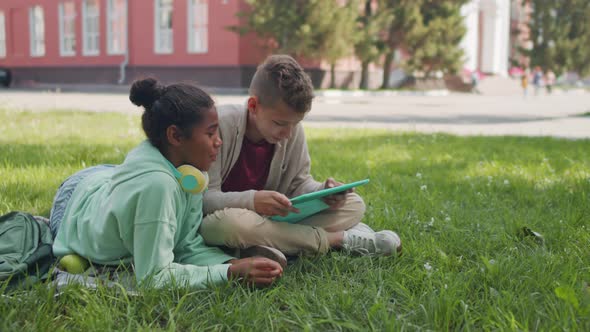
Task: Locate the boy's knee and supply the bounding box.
[200,208,262,248]
[326,193,367,231]
[348,193,366,216]
[343,193,366,226]
[315,193,366,232]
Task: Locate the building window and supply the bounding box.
[187,0,208,53]
[155,0,173,54]
[0,11,6,58]
[29,6,45,57]
[59,2,76,56]
[83,0,100,55]
[107,0,127,55]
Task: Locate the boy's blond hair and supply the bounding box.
[249,55,314,113]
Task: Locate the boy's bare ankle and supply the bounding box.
[327,231,345,248]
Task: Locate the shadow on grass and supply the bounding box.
[305,114,561,125]
[2,132,589,217]
[308,131,590,180]
[0,142,132,167]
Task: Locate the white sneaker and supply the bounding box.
[348,222,375,233]
[376,230,402,255]
[342,229,402,256]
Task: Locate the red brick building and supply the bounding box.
[0,0,275,88]
[0,0,531,89]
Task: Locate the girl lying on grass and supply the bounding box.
[50,78,283,288]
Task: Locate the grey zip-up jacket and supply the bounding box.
[203,104,324,215]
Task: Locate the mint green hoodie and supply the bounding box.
[53,141,233,288]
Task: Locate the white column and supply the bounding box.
[460,1,480,72]
[481,0,510,75]
[498,0,510,76]
[480,0,496,73]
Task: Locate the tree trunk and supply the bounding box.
[381,49,395,89]
[359,61,370,89]
[330,63,336,89]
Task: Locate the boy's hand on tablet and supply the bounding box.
[254,190,300,217]
[323,178,353,209]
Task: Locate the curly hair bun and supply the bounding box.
[129,77,165,109]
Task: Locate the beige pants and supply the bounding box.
[199,193,366,256]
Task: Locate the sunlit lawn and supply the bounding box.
[1,109,589,330]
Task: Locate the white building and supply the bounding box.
[461,0,512,76]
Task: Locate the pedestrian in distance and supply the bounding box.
[521,68,529,98]
[545,69,556,94]
[533,66,543,96]
[470,70,481,94]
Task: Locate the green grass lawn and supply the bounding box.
[1,108,589,331]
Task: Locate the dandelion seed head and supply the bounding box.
[489,287,499,297]
[426,218,435,227]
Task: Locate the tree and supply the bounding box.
[231,0,360,88]
[230,0,318,56]
[354,0,393,89]
[525,0,590,76]
[307,0,360,88]
[403,0,468,77]
[380,0,422,88]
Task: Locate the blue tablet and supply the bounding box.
[271,179,369,223]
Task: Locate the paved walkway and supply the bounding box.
[1,89,589,139]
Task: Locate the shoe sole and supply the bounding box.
[240,245,288,268]
[349,222,375,233]
[377,230,403,256]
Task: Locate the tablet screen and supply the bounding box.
[270,179,369,223]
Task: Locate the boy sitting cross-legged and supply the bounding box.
[200,55,402,260]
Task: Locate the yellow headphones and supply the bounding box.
[165,160,209,194]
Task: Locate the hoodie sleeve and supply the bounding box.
[133,222,230,289]
[173,195,235,266]
[131,178,231,289]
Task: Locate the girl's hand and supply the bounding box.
[322,178,352,209]
[227,257,283,287]
[254,190,299,216]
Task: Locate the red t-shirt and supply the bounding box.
[221,137,275,192]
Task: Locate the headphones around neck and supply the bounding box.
[164,159,209,194]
